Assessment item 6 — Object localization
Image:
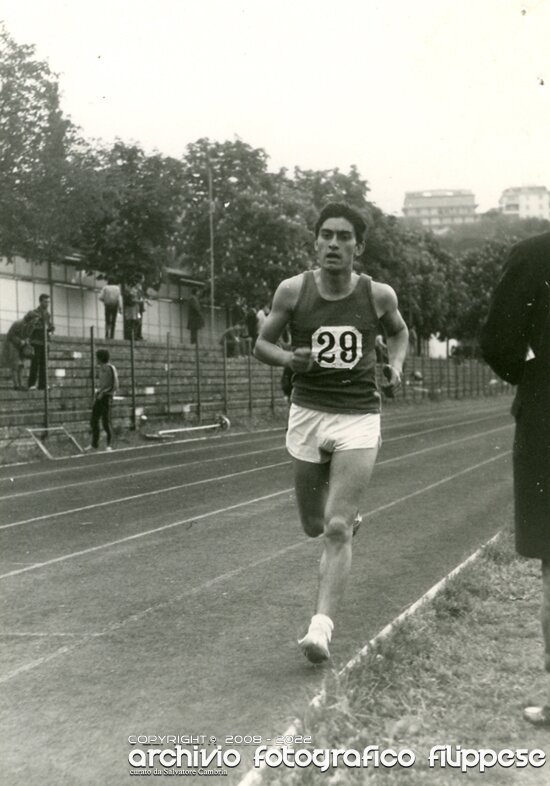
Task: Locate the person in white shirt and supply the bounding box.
[99,281,123,339]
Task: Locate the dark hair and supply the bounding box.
[38,293,50,303]
[96,349,110,363]
[314,202,367,243]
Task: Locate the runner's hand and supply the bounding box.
[382,364,401,398]
[289,347,314,373]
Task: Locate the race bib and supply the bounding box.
[311,326,363,369]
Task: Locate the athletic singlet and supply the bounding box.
[289,271,381,414]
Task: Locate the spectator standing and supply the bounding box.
[26,293,54,390]
[219,324,242,358]
[123,282,140,340]
[187,288,205,345]
[135,275,147,340]
[481,230,550,727]
[99,280,123,339]
[0,317,35,390]
[86,349,119,452]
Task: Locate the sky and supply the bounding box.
[1,0,549,215]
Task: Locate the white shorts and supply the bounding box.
[286,404,381,464]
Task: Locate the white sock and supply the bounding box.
[309,614,334,640]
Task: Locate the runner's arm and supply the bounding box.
[373,282,409,383]
[254,279,296,368]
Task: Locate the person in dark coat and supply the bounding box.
[0,317,35,389]
[187,288,205,345]
[480,230,550,727]
[26,293,55,390]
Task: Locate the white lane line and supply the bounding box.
[0,451,510,684]
[1,631,104,638]
[0,488,294,581]
[0,461,290,531]
[383,412,504,442]
[0,535,307,684]
[0,445,285,500]
[0,429,286,482]
[236,531,504,786]
[0,423,512,531]
[0,451,510,584]
[0,402,509,484]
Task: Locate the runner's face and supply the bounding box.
[315,218,360,272]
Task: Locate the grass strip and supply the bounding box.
[262,528,549,785]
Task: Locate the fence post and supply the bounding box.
[90,326,96,397]
[270,366,275,415]
[43,319,49,434]
[130,332,136,430]
[166,332,171,416]
[420,355,426,401]
[195,339,202,424]
[223,338,228,415]
[247,339,253,416]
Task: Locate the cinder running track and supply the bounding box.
[0,398,514,784]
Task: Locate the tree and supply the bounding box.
[449,240,512,342]
[360,211,456,341]
[438,212,550,255]
[293,165,371,213]
[176,138,313,309]
[0,24,85,263]
[79,141,187,289]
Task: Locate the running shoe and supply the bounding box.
[298,615,333,664]
[523,705,550,727]
[298,629,330,664]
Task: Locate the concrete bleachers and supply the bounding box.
[0,335,289,450]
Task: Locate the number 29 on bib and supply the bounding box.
[311,326,363,369]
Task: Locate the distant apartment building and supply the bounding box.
[402,189,477,232]
[498,185,550,220]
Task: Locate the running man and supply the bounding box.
[254,202,408,663]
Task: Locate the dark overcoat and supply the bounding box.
[480,231,550,560]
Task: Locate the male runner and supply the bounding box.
[254,202,408,663]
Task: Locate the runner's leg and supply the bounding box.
[299,447,378,662]
[292,458,330,537]
[316,447,378,621]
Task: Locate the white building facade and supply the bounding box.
[498,186,550,220]
[402,190,478,232]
